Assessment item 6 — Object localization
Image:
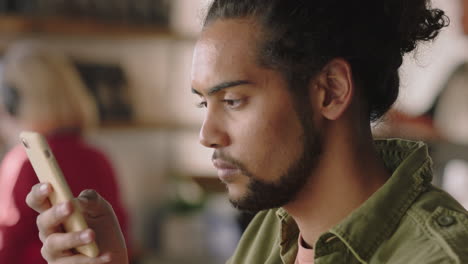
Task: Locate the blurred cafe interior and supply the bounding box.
[0,0,467,263]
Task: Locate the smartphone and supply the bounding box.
[19,131,99,257]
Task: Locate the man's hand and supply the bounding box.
[26,183,128,264]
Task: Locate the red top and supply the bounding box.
[0,132,130,264]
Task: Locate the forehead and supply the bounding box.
[191,18,263,87]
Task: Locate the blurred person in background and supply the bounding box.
[0,43,130,264]
[26,0,468,264]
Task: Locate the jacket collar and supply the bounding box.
[276,139,433,262]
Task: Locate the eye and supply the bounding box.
[196,101,207,108]
[222,99,243,109]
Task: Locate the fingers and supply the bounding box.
[28,187,116,264]
[41,229,112,264]
[37,201,72,242]
[41,229,93,259]
[53,253,112,264]
[44,253,112,264]
[26,183,52,213]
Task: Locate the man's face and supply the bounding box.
[191,18,322,211]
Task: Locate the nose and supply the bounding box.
[199,112,230,148]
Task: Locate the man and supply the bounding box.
[26,0,468,263]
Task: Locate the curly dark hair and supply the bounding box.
[204,0,449,121]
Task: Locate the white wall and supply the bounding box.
[397,0,468,115]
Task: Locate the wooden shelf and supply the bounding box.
[0,15,185,39]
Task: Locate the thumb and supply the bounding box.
[76,189,128,260]
[76,189,113,218]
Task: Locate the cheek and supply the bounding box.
[232,102,304,180]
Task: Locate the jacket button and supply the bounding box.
[437,215,456,227]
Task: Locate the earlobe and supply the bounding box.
[318,59,354,121]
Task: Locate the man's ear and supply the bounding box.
[311,58,354,121]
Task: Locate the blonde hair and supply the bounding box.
[0,43,98,131]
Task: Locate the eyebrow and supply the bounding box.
[192,80,251,96]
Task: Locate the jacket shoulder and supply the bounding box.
[412,187,468,263]
[381,186,468,263]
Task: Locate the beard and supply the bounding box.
[215,103,323,213]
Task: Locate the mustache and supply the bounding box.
[212,151,252,177]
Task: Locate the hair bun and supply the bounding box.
[384,0,449,55]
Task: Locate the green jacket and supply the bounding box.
[227,139,468,264]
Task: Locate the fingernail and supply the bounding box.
[80,189,97,201]
[80,230,92,243]
[39,184,48,194]
[99,254,111,262]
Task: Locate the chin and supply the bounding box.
[225,186,258,212]
[227,188,275,213]
[228,196,267,213]
[226,184,247,202]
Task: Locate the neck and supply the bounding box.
[283,122,390,248]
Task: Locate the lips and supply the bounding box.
[212,159,240,183]
[212,159,237,170]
